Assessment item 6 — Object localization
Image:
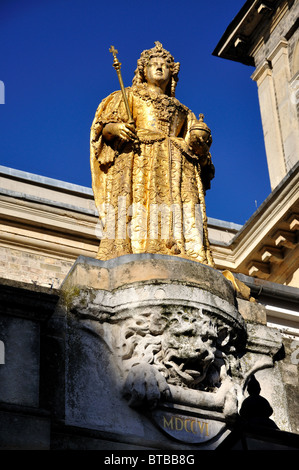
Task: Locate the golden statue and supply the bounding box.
[90,42,215,266]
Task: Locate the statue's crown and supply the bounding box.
[141,41,174,63]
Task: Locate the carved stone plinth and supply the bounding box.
[54,254,283,449]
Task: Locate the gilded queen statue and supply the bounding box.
[90,42,215,266]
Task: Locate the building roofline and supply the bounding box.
[229,161,299,247]
[0,164,242,232]
[0,165,93,198]
[212,0,257,64]
[212,0,282,65]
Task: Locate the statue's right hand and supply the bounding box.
[103,122,136,143]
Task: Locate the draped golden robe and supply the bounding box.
[90,84,215,266]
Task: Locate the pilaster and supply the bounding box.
[251,60,286,189]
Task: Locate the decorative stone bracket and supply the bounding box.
[57,254,283,447]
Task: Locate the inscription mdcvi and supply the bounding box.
[151,410,226,444]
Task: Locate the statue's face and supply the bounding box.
[144,56,171,90]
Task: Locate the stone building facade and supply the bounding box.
[213,0,299,191]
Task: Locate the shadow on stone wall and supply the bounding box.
[239,375,279,430]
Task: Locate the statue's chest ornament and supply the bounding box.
[133,86,187,134]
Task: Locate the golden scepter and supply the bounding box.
[109,46,135,126]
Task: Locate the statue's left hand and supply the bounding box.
[123,363,171,409]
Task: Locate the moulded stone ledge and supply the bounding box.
[61,254,237,305]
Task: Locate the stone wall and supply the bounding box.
[0,279,59,449]
[0,247,74,289]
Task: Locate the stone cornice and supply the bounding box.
[212,0,289,65]
[251,59,272,84]
[211,162,299,278]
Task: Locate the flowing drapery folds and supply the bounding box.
[90,84,215,266]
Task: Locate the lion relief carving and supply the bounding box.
[106,306,241,410]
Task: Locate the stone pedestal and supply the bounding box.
[46,254,284,450]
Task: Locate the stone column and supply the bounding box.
[251,59,286,190]
[269,40,299,173]
[252,39,299,190]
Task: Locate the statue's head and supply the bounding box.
[132,41,180,97]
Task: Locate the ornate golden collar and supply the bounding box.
[131,83,188,115]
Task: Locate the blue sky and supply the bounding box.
[0,0,271,225]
